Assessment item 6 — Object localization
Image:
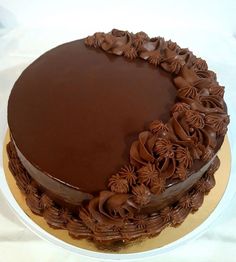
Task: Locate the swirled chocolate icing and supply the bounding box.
[7,29,229,246]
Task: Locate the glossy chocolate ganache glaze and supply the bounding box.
[7,29,229,245]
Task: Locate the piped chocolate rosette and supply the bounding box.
[7,29,229,247]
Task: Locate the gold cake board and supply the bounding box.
[2,131,231,254]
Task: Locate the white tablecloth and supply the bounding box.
[0,1,236,261]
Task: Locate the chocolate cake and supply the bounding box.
[7,29,229,246]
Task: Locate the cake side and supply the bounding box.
[7,139,219,244]
[10,133,216,214]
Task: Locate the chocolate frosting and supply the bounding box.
[7,29,229,245]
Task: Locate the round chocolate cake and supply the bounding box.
[7,29,229,246]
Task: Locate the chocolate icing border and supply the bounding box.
[85,29,229,204]
[7,139,219,245]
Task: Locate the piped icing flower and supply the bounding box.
[193,58,208,71]
[199,87,210,97]
[147,50,162,66]
[163,58,184,74]
[185,110,205,129]
[67,217,92,238]
[199,95,224,110]
[195,177,207,193]
[133,214,148,229]
[25,183,37,194]
[202,146,214,161]
[132,184,151,206]
[108,174,129,193]
[133,31,149,49]
[119,165,137,186]
[43,205,66,229]
[209,85,224,97]
[40,194,54,209]
[205,114,229,133]
[206,156,220,177]
[175,146,193,168]
[161,49,186,74]
[171,102,190,114]
[179,194,192,208]
[190,190,204,210]
[137,163,159,186]
[166,40,179,51]
[160,206,172,223]
[171,205,190,225]
[148,36,165,50]
[25,190,42,215]
[149,120,168,135]
[169,58,185,74]
[175,165,187,181]
[178,85,198,98]
[111,28,126,37]
[84,36,95,47]
[124,46,137,59]
[150,177,166,195]
[202,174,216,192]
[192,78,212,90]
[85,32,106,48]
[196,70,211,79]
[154,138,174,158]
[130,131,156,167]
[15,171,31,194]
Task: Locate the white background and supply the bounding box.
[0,1,236,261]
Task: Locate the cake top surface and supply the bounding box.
[8,38,177,193]
[8,29,229,196]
